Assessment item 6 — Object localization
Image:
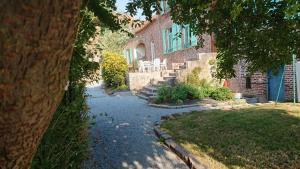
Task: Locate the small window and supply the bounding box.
[246,76,252,89]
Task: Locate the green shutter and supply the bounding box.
[162,29,167,54]
[191,31,198,46]
[172,24,177,51]
[129,49,133,64]
[165,0,170,12]
[168,29,173,52]
[177,25,182,50]
[160,1,165,15]
[184,25,190,48]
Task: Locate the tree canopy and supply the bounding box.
[126,0,300,78]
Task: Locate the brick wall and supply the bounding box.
[284,65,293,101]
[232,62,294,102]
[124,12,213,69]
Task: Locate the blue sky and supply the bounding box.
[116,0,144,20]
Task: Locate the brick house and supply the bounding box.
[124,0,299,103]
[123,1,216,70]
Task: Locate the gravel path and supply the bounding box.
[83,83,204,169]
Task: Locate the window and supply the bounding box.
[168,27,173,52]
[160,1,170,15]
[162,24,183,54]
[124,48,132,64]
[183,24,197,48]
[246,76,252,89]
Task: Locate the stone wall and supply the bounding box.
[175,53,222,86]
[127,70,172,91]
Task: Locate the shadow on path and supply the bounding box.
[83,83,204,169]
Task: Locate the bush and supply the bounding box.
[155,85,172,104]
[210,87,234,101]
[115,84,129,91]
[102,51,128,88]
[186,67,209,87]
[156,84,204,104]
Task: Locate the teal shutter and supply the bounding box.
[191,31,198,46]
[162,29,167,54]
[177,25,182,50]
[184,25,190,48]
[165,0,170,12]
[172,24,177,51]
[129,49,133,64]
[168,29,173,52]
[160,1,165,15]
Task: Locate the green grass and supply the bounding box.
[161,104,300,169]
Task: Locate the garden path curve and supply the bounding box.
[83,83,204,169]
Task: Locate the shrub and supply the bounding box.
[102,51,128,88]
[210,87,234,101]
[156,84,204,104]
[156,85,172,104]
[186,67,210,87]
[115,84,129,91]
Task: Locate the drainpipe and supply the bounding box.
[292,54,296,105]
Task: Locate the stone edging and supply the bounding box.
[149,103,200,109]
[149,101,250,109]
[154,122,208,169]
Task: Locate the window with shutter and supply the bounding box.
[129,49,133,64]
[162,29,167,54]
[172,24,177,51]
[191,31,198,46]
[165,1,170,12]
[160,1,165,15]
[177,24,182,50]
[184,25,190,48]
[168,27,173,53]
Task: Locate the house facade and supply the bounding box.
[124,0,298,103]
[124,1,216,70]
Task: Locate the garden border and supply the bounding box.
[154,121,208,169]
[149,99,250,109]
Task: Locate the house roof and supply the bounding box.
[134,15,159,34]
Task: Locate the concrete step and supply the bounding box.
[140,90,157,97]
[163,76,176,81]
[144,86,158,93]
[168,72,177,77]
[179,65,186,69]
[136,94,149,100]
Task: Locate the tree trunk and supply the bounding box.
[0,1,82,168]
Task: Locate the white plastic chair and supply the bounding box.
[160,59,167,70]
[138,60,145,72]
[153,58,161,71]
[143,61,152,72]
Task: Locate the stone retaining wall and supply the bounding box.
[127,70,172,91]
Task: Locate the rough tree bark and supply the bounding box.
[0,1,82,168]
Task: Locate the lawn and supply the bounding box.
[160,104,300,169]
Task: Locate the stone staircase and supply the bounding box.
[137,63,187,101]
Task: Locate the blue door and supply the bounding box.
[268,66,285,102]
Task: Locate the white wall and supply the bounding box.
[296,62,300,102]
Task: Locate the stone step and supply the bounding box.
[179,65,186,69]
[140,90,157,97]
[144,86,158,93]
[168,72,177,77]
[163,76,176,81]
[158,79,175,86]
[136,94,149,100]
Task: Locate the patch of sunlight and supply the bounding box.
[182,143,228,169]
